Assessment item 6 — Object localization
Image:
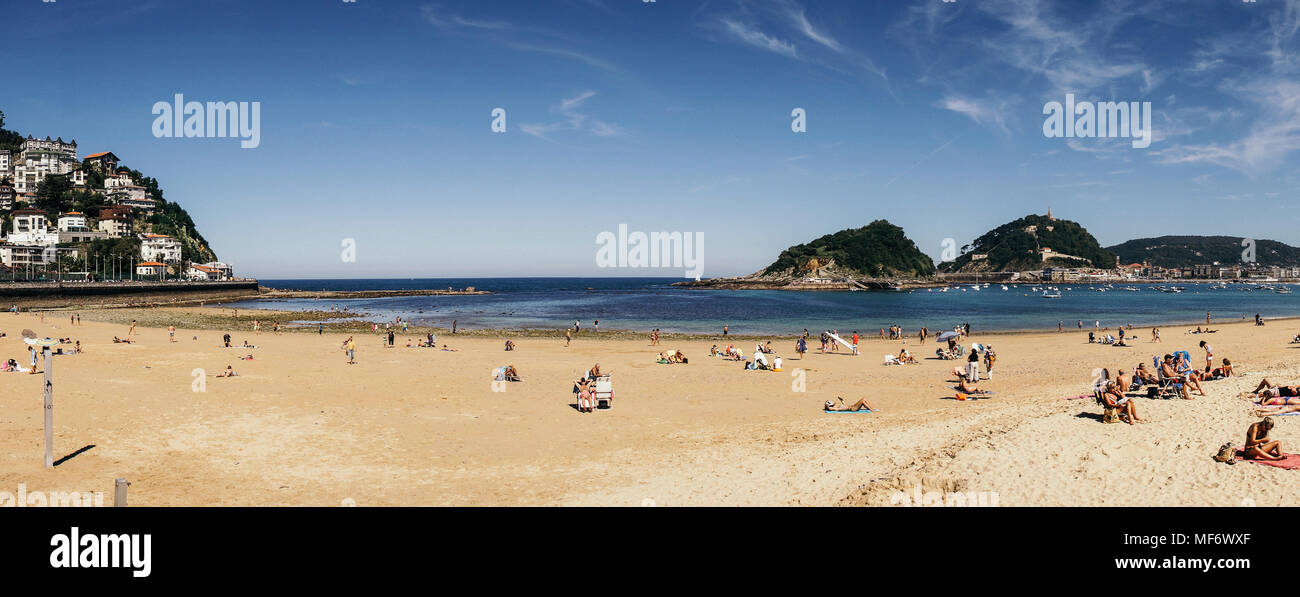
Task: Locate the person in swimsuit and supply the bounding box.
[1249,379,1300,399]
[825,397,874,412]
[1244,418,1284,461]
[1101,380,1145,424]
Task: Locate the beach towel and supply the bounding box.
[949,386,994,395]
[824,409,873,414]
[1236,450,1300,470]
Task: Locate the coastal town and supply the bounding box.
[0,135,233,281]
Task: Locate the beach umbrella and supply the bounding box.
[936,331,960,341]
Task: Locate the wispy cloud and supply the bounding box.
[419,3,618,72]
[520,91,626,140]
[937,95,1010,134]
[719,18,797,58]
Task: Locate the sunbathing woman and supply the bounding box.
[1102,380,1145,424]
[217,365,238,377]
[1244,417,1284,461]
[824,397,874,412]
[898,348,917,364]
[1246,379,1300,399]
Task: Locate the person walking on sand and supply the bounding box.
[253,320,260,335]
[1200,340,1214,372]
[453,320,458,334]
[565,329,572,347]
[29,346,38,375]
[129,319,137,336]
[76,314,80,325]
[318,323,323,335]
[796,336,807,359]
[169,325,176,342]
[723,325,728,337]
[1058,321,1063,332]
[344,337,356,364]
[1207,312,1212,325]
[594,320,599,333]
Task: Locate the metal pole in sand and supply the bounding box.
[114,478,129,507]
[43,345,53,468]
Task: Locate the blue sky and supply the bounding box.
[5,0,1299,278]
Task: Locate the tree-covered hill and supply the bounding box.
[1107,236,1300,268]
[762,220,935,278]
[939,214,1116,272]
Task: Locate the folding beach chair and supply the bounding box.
[593,375,614,409]
[1154,358,1183,399]
[884,354,902,366]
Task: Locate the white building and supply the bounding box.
[200,261,234,279]
[0,244,55,267]
[140,234,182,263]
[12,209,50,234]
[58,212,88,231]
[0,149,10,177]
[136,261,167,278]
[10,136,80,194]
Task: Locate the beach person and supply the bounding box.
[577,380,594,413]
[71,315,75,327]
[1248,379,1300,400]
[723,325,728,337]
[29,346,38,375]
[274,322,281,335]
[76,314,80,325]
[223,333,232,348]
[920,327,928,343]
[851,332,860,354]
[1244,418,1284,461]
[1058,321,1063,332]
[344,337,356,364]
[505,340,515,351]
[594,320,598,333]
[1207,312,1212,325]
[1210,358,1234,379]
[1102,380,1145,424]
[169,325,176,342]
[253,320,260,334]
[898,348,916,364]
[565,330,572,347]
[318,323,323,335]
[879,329,885,342]
[955,377,987,396]
[217,365,238,378]
[825,397,874,412]
[129,319,137,336]
[73,341,81,354]
[1159,355,1199,399]
[388,330,395,347]
[1077,320,1082,329]
[587,363,602,380]
[983,345,996,380]
[453,320,457,334]
[1134,363,1158,386]
[1199,340,1213,372]
[795,337,807,359]
[965,350,980,382]
[1151,328,1161,343]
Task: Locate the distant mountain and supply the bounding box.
[1107,236,1300,268]
[938,213,1116,273]
[761,219,935,279]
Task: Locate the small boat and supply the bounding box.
[1042,291,1062,299]
[1278,287,1292,294]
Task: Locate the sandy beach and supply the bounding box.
[2,308,1298,506]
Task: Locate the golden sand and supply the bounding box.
[1,309,1297,506]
